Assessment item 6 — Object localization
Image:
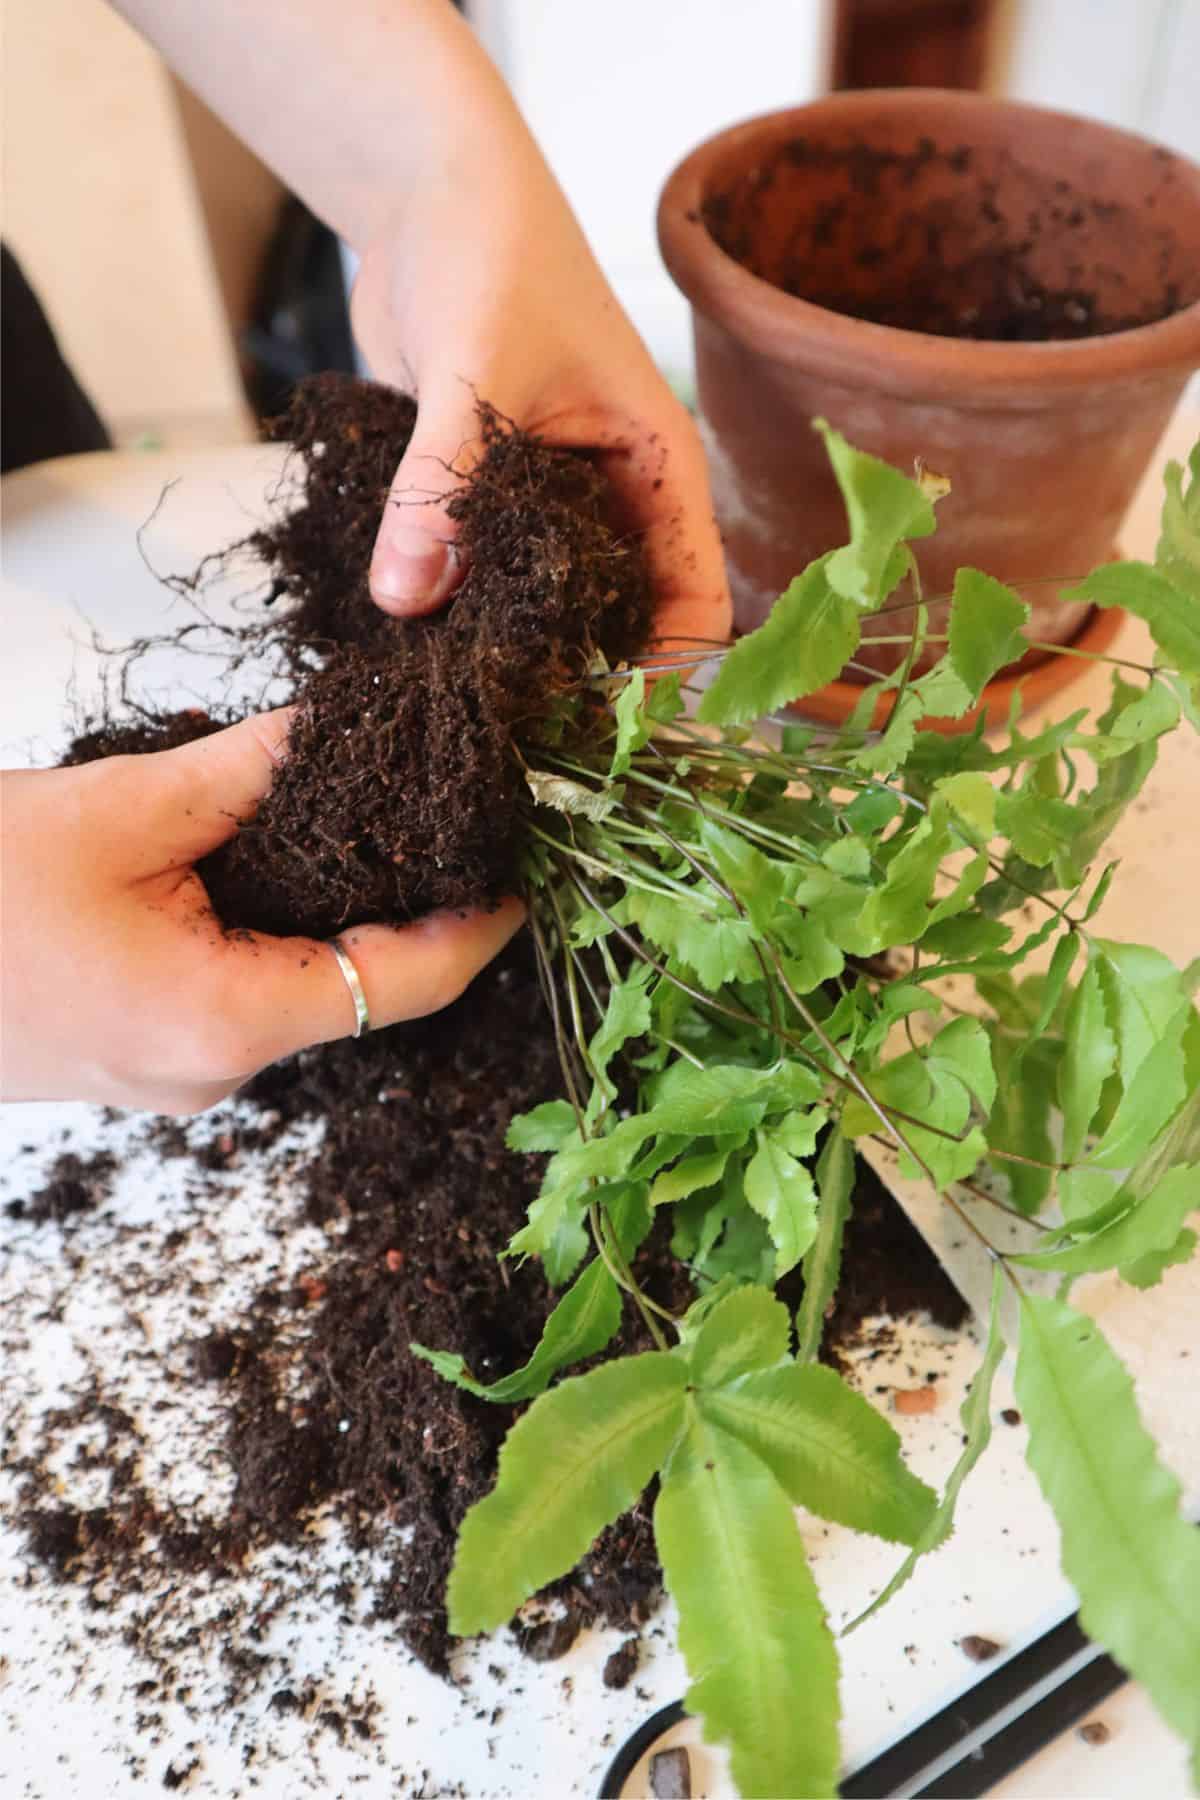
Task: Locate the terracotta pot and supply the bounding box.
[658,91,1200,702]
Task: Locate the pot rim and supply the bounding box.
[657,89,1200,401]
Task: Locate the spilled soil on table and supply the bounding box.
[12,938,965,1685]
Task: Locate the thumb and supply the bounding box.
[369,388,481,617]
[136,708,294,870]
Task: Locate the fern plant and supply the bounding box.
[416,424,1200,1798]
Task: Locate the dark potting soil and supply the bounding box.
[11,945,657,1677]
[703,136,1189,341]
[602,1638,640,1691]
[62,711,229,767]
[11,1148,120,1226]
[823,1159,967,1351]
[194,375,654,938]
[64,375,651,937]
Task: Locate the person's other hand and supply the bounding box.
[0,713,524,1113]
[112,0,728,660]
[353,146,731,658]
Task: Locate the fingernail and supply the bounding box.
[370,539,460,614]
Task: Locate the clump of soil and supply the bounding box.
[67,376,653,938]
[22,1503,91,1575]
[62,710,228,767]
[12,1149,119,1225]
[247,378,421,666]
[603,1638,640,1691]
[703,136,1193,341]
[190,375,652,937]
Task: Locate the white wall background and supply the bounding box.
[1006,0,1199,161]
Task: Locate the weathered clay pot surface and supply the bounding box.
[659,90,1200,681]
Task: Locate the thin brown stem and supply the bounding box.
[864,1137,1052,1233]
[587,1205,671,1349]
[864,572,1089,622]
[959,1177,1053,1233]
[1025,640,1160,676]
[986,1144,1069,1174]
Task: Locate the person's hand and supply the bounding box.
[352,138,731,656]
[0,712,524,1114]
[113,0,729,656]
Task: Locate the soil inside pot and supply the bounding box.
[702,135,1197,340]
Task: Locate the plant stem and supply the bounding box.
[863,1137,1052,1233]
[1025,640,1161,676]
[628,753,825,859]
[587,1204,671,1349]
[532,883,678,1347]
[527,901,587,1125]
[859,633,950,646]
[986,1144,1069,1173]
[958,1176,1053,1232]
[863,572,1089,621]
[525,816,698,904]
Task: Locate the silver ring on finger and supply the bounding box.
[328,936,370,1038]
